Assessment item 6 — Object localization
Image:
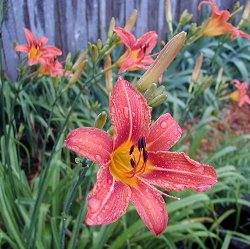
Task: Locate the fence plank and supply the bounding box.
[2,0,247,79]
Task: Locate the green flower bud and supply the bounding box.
[94,111,107,129]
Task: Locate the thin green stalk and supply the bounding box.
[69,164,94,249]
[60,166,89,249]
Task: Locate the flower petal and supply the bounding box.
[64,127,113,165]
[239,30,250,40]
[86,165,131,225]
[137,31,158,54]
[113,27,136,49]
[147,113,182,151]
[142,151,217,192]
[23,28,36,46]
[38,36,48,46]
[118,57,137,74]
[130,180,167,236]
[43,46,62,57]
[15,44,29,53]
[110,77,151,150]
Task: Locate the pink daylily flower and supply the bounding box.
[199,0,250,39]
[64,77,217,236]
[230,80,250,107]
[113,27,158,74]
[15,28,62,66]
[37,57,65,77]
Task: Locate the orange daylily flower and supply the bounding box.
[113,27,158,74]
[199,0,250,39]
[37,57,65,77]
[65,77,217,235]
[230,80,250,107]
[16,28,62,66]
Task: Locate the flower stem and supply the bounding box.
[60,166,89,249]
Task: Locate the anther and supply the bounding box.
[141,137,146,148]
[138,138,142,151]
[129,145,135,155]
[143,148,148,162]
[130,158,136,168]
[138,136,146,151]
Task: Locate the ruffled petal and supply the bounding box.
[42,46,62,57]
[86,165,131,225]
[110,77,151,150]
[118,57,136,73]
[15,44,29,53]
[64,127,113,165]
[147,113,182,151]
[38,36,48,46]
[142,151,217,192]
[23,28,36,46]
[137,31,158,54]
[140,56,154,65]
[239,30,250,40]
[198,1,222,17]
[113,27,136,49]
[28,58,39,66]
[130,180,168,236]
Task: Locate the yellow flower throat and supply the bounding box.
[110,137,149,186]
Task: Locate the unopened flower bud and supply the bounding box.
[136,32,186,91]
[154,85,165,96]
[65,53,73,70]
[144,83,157,100]
[124,9,137,31]
[94,111,107,129]
[104,55,113,93]
[191,53,203,82]
[243,0,250,19]
[165,0,173,34]
[13,40,19,49]
[179,10,193,26]
[107,17,116,39]
[69,60,88,85]
[216,68,223,84]
[239,0,250,27]
[72,50,88,71]
[189,23,199,36]
[200,76,213,92]
[91,44,99,62]
[97,39,103,50]
[149,93,167,107]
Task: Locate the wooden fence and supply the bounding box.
[2,0,246,78]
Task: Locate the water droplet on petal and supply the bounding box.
[95,155,101,161]
[197,166,205,173]
[88,198,100,213]
[160,121,167,129]
[124,106,129,118]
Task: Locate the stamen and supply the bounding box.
[138,177,181,200]
[138,136,146,151]
[141,137,146,149]
[129,145,134,155]
[130,158,136,168]
[138,137,143,151]
[142,148,148,162]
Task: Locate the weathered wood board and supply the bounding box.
[2,0,246,78]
